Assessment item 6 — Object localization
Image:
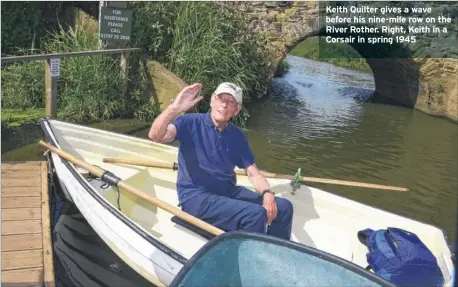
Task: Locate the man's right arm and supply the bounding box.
[148,104,181,143]
[148,83,203,143]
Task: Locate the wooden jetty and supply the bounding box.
[2,161,55,287]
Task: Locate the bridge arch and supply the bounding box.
[216,1,456,121]
[281,24,421,107]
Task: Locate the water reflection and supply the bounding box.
[266,56,374,139]
[52,200,156,287]
[1,124,44,154]
[286,55,375,89]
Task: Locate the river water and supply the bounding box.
[2,54,457,286]
[239,55,458,247]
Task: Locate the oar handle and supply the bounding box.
[101,157,409,192]
[233,169,277,177]
[42,142,103,177]
[102,158,277,178]
[39,141,224,237]
[116,181,224,236]
[298,176,409,192]
[103,157,177,170]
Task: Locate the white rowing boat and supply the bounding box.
[40,118,455,286]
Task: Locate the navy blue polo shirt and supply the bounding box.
[171,111,255,204]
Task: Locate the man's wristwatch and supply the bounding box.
[262,189,275,197]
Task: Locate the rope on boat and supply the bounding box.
[88,166,122,211]
[115,186,121,212]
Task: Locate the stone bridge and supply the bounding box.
[219,1,457,122]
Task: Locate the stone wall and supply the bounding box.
[218,1,319,63]
[219,1,458,122]
[145,60,188,112]
[74,7,99,35]
[414,58,458,122]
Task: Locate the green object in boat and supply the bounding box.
[289,168,302,194]
[295,167,301,182]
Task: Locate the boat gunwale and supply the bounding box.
[40,118,189,266]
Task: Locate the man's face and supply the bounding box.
[211,93,241,122]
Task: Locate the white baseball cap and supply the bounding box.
[212,82,243,104]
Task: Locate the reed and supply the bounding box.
[1,54,45,110]
[40,25,123,122]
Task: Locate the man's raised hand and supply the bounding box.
[172,83,204,113]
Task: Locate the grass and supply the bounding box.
[39,25,125,122]
[289,37,372,73]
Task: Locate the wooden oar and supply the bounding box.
[38,141,225,237]
[102,157,409,192]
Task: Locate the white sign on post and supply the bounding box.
[50,58,61,77]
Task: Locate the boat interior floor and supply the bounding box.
[83,167,210,260]
[83,167,373,267]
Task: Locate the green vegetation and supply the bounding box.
[130,2,177,63]
[130,2,270,127]
[1,25,153,126]
[1,108,53,128]
[164,2,270,127]
[1,59,44,110]
[1,2,70,55]
[275,59,290,77]
[2,2,270,129]
[434,80,445,94]
[289,37,372,73]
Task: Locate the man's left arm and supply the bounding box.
[245,163,271,193]
[237,132,278,224]
[245,163,277,224]
[236,131,272,193]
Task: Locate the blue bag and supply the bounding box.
[357,227,444,287]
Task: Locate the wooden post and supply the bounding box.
[98,1,106,49]
[44,59,59,119]
[120,51,129,112]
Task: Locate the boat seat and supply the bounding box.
[171,216,216,240]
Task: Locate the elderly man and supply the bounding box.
[148,82,293,240]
